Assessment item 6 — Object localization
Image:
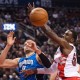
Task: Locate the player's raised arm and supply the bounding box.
[0,58,19,68]
[26,40,51,68]
[27,3,70,49]
[41,24,70,49]
[20,62,57,77]
[27,3,35,13]
[0,31,16,64]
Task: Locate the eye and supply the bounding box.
[24,44,26,46]
[65,33,68,35]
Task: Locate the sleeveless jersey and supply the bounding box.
[18,53,43,80]
[54,43,80,78]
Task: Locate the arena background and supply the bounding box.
[0,0,80,80]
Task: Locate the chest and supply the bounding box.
[19,60,34,66]
[54,53,67,64]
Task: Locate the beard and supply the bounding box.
[25,50,33,54]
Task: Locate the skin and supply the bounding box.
[49,70,58,80]
[0,31,15,64]
[42,25,74,56]
[20,3,78,79]
[27,3,74,56]
[0,39,42,68]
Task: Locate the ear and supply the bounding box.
[71,38,74,42]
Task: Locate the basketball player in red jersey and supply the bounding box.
[21,3,80,80]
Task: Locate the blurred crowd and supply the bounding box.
[0,7,80,80]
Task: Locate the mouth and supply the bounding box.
[25,50,33,53]
[61,34,64,38]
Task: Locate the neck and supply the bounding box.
[66,39,73,44]
[69,41,74,44]
[25,51,34,57]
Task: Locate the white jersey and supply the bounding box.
[54,43,80,78]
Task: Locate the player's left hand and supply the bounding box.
[26,40,38,51]
[26,40,42,54]
[27,2,35,13]
[7,31,16,46]
[20,69,34,77]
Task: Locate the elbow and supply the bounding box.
[0,60,4,65]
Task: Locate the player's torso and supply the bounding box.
[18,53,43,80]
[54,43,80,78]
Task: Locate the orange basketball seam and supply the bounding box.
[30,8,48,26]
[30,13,48,22]
[30,17,47,22]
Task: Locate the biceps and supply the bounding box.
[0,59,18,68]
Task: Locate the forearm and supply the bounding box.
[37,68,54,74]
[0,44,11,64]
[37,62,57,74]
[36,49,51,68]
[42,24,62,45]
[42,24,58,40]
[28,68,54,75]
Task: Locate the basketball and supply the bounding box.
[29,7,48,27]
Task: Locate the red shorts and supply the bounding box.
[62,77,80,80]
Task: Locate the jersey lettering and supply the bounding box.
[19,60,33,67]
[72,53,77,66]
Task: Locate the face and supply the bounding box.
[24,40,34,53]
[63,30,73,42]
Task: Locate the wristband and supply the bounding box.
[39,53,51,68]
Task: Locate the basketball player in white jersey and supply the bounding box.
[19,3,80,80]
[41,25,80,80]
[20,28,80,80]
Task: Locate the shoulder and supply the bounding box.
[16,57,24,63]
[36,54,42,64]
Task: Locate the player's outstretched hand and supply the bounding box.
[7,31,16,46]
[26,40,42,54]
[26,40,37,51]
[20,69,36,77]
[27,2,35,13]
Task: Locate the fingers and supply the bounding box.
[33,2,35,7]
[20,70,26,73]
[19,70,28,78]
[27,40,36,48]
[24,73,28,77]
[27,6,29,10]
[7,31,14,37]
[20,70,28,77]
[28,3,32,8]
[13,37,16,41]
[20,69,33,77]
[27,3,32,10]
[27,2,35,9]
[27,40,36,45]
